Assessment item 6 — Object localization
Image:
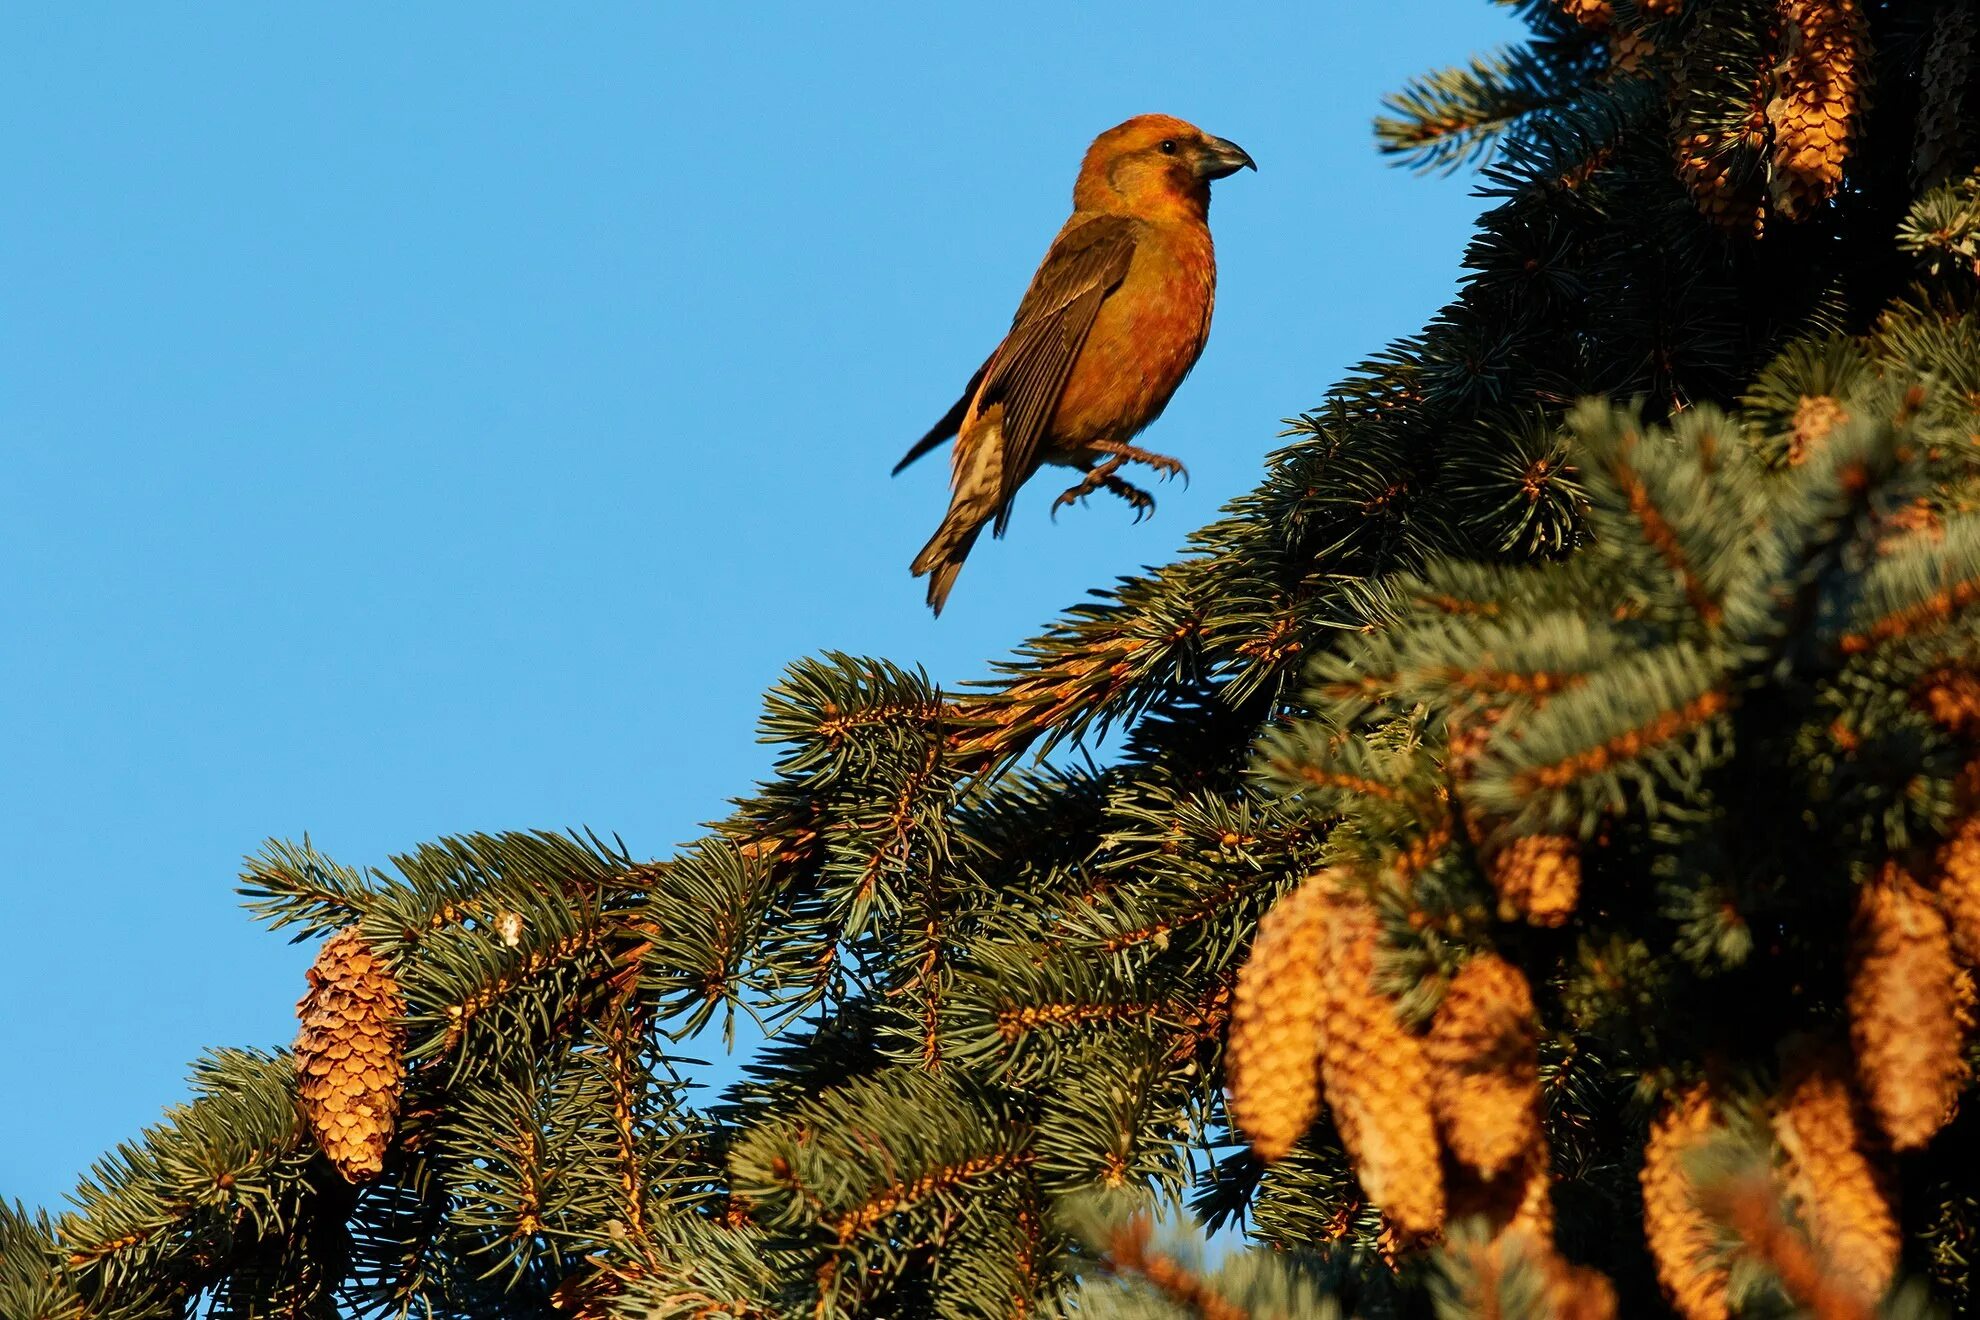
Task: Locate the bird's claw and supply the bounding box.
[1052,470,1156,523]
[1104,476,1156,522]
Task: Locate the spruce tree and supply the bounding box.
[7,2,1980,1316]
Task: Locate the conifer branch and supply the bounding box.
[1096,1214,1249,1320]
[30,4,1980,1312]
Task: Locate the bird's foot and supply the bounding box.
[1100,475,1156,522]
[1088,441,1189,487]
[1051,457,1125,520]
[1050,467,1156,523]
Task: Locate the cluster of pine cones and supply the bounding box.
[1227,686,1980,1317]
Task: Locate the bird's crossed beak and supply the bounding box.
[1197,135,1257,180]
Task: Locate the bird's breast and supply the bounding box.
[1049,224,1216,448]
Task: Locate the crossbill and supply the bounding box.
[894,114,1254,614]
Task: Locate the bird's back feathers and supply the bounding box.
[972,214,1138,533]
[892,215,1135,494]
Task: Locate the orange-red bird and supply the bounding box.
[895,114,1253,614]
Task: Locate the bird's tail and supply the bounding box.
[909,409,1006,616]
[910,509,983,616]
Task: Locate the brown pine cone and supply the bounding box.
[1921,671,1980,736]
[1487,835,1581,926]
[1671,24,1774,237]
[1226,874,1334,1161]
[1847,866,1968,1150]
[1426,954,1542,1181]
[1449,1137,1556,1249]
[1609,27,1659,78]
[1938,811,1980,968]
[1914,0,1976,187]
[1771,1045,1899,1307]
[295,925,407,1182]
[1316,898,1447,1241]
[1558,0,1615,28]
[1768,0,1869,219]
[1641,1084,1731,1320]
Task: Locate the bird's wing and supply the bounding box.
[975,214,1139,535]
[892,360,988,476]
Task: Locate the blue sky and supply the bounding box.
[1,2,1519,1211]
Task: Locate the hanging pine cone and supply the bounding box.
[1547,1261,1620,1320]
[1676,139,1768,237]
[1609,27,1659,79]
[295,925,406,1183]
[1552,1266,1615,1320]
[1768,0,1868,219]
[1847,866,1969,1150]
[1448,1137,1555,1248]
[1771,1045,1899,1307]
[1558,0,1614,28]
[1921,670,1980,735]
[1914,0,1976,187]
[1672,30,1773,238]
[1486,834,1581,926]
[1536,1258,1615,1320]
[1226,874,1334,1161]
[1426,954,1542,1181]
[1939,811,1980,968]
[1315,897,1447,1241]
[1641,1084,1731,1320]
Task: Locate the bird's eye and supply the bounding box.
[1159,139,1178,154]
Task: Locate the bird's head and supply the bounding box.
[1072,114,1255,221]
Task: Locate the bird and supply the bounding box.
[894,113,1254,615]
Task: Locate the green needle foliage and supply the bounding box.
[8,2,1980,1317]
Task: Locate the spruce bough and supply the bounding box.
[7,2,1980,1316]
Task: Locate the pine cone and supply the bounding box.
[1671,22,1774,237]
[1939,811,1980,968]
[1641,0,1684,14]
[1702,1168,1884,1320]
[1676,141,1770,237]
[1921,670,1980,736]
[1316,898,1447,1241]
[1786,394,1848,466]
[1558,0,1614,28]
[1449,1137,1555,1248]
[1847,866,1969,1150]
[1768,0,1868,220]
[1227,875,1334,1161]
[1771,1045,1899,1307]
[1641,1085,1731,1320]
[1427,954,1542,1180]
[1547,1259,1620,1320]
[296,925,407,1182]
[1487,835,1581,926]
[1914,0,1976,187]
[1610,27,1659,78]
